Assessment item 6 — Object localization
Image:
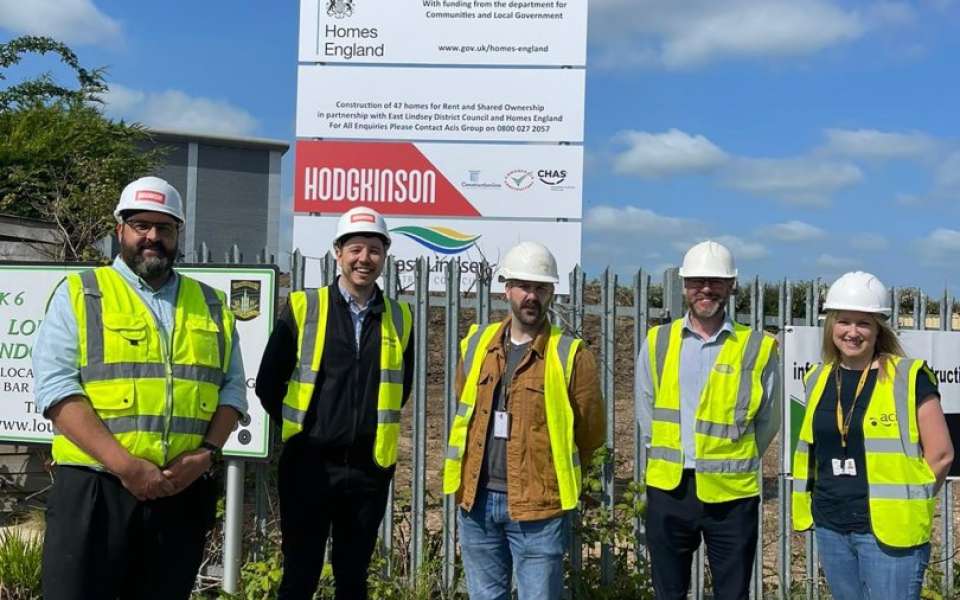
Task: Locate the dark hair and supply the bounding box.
[334,233,390,250]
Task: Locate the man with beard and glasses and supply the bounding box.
[256,206,414,600]
[635,240,781,600]
[33,176,246,600]
[443,241,603,599]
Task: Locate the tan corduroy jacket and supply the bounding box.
[454,317,604,521]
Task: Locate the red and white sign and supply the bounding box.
[136,190,166,205]
[295,140,582,219]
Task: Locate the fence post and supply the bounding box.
[779,279,791,600]
[568,265,585,599]
[663,267,683,321]
[409,257,429,582]
[380,256,398,576]
[804,280,820,600]
[752,278,765,600]
[940,290,954,598]
[442,259,461,591]
[633,269,649,561]
[600,269,617,585]
[476,260,491,326]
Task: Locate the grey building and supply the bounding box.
[0,214,59,261]
[142,129,289,264]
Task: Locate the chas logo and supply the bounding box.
[391,225,481,255]
[537,169,567,185]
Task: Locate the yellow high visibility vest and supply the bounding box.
[792,357,937,548]
[443,323,583,510]
[281,287,412,468]
[53,267,234,467]
[646,318,777,503]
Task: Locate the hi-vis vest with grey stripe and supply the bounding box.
[443,322,584,510]
[52,266,233,468]
[280,286,412,468]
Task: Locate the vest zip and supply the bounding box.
[140,293,175,465]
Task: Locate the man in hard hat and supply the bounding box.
[444,241,604,599]
[256,206,414,600]
[33,176,247,599]
[636,240,780,600]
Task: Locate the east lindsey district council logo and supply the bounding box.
[230,280,262,321]
[327,0,354,18]
[391,226,481,255]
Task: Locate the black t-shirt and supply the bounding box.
[811,363,939,533]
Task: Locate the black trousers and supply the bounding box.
[41,465,217,600]
[277,441,393,600]
[645,470,759,600]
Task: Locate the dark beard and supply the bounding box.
[121,241,176,280]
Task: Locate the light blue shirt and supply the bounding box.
[33,256,247,417]
[635,312,780,469]
[337,279,370,350]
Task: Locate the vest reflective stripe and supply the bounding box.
[443,323,584,510]
[53,267,233,468]
[791,357,937,547]
[280,287,412,469]
[646,318,776,503]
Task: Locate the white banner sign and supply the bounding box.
[293,215,580,293]
[294,140,582,219]
[783,326,960,472]
[0,264,276,459]
[299,0,588,66]
[296,64,585,142]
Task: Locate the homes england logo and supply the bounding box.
[327,0,354,18]
[504,169,534,191]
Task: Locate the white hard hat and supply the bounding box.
[679,240,737,279]
[334,207,391,247]
[497,241,559,284]
[114,176,185,223]
[824,271,891,316]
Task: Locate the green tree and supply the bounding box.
[0,36,162,261]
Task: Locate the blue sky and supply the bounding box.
[2,0,960,295]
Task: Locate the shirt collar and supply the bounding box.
[111,255,178,294]
[681,310,735,342]
[337,278,377,312]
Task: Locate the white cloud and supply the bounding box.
[0,0,121,46]
[713,235,769,261]
[822,128,938,160]
[722,158,863,206]
[936,152,960,190]
[849,233,890,251]
[760,220,826,242]
[917,228,960,264]
[817,253,861,270]
[895,193,926,206]
[612,129,729,178]
[583,205,704,238]
[100,84,259,137]
[589,0,866,70]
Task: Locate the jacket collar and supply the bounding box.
[330,276,385,314]
[488,316,551,358]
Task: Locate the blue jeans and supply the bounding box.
[815,527,930,600]
[458,489,570,600]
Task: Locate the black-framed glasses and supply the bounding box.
[684,277,728,289]
[124,220,179,237]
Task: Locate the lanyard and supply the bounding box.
[834,364,872,448]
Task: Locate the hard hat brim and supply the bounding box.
[823,303,891,316]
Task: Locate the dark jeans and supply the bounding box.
[277,441,393,600]
[645,470,759,600]
[41,465,218,600]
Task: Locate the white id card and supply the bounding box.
[832,458,857,477]
[494,411,511,440]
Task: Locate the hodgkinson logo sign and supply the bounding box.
[295,140,480,217]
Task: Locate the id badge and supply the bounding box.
[493,410,511,440]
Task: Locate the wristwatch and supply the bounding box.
[200,440,222,464]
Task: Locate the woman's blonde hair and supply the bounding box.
[821,311,905,380]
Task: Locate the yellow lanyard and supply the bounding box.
[835,364,872,448]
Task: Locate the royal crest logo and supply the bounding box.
[327,0,354,18]
[230,280,262,321]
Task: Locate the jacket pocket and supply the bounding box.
[183,317,222,365]
[102,313,150,361]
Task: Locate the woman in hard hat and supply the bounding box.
[791,271,953,600]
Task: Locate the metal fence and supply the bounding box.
[220,246,958,599]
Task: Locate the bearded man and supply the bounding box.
[636,240,781,600]
[33,176,246,600]
[443,241,604,599]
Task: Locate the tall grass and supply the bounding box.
[0,528,43,600]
